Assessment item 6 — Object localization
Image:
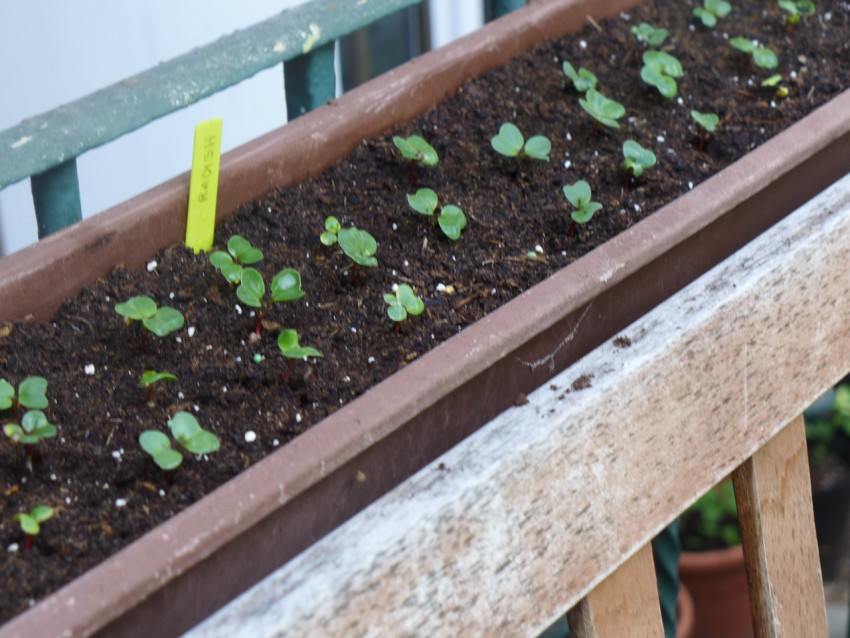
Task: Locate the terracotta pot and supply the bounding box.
[1,0,849,636]
[677,582,696,638]
[679,546,752,638]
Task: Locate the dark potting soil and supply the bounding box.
[1,0,848,624]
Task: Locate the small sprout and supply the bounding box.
[140,412,220,471]
[278,329,323,384]
[406,188,468,241]
[490,123,551,161]
[563,180,603,225]
[640,51,684,99]
[691,110,720,150]
[236,267,304,336]
[393,135,438,186]
[622,140,657,180]
[209,235,264,284]
[778,0,815,27]
[630,22,668,46]
[578,89,626,130]
[761,74,783,87]
[13,505,54,551]
[139,370,177,407]
[384,284,425,323]
[4,410,57,446]
[115,296,184,352]
[320,216,341,246]
[0,376,48,411]
[693,0,732,27]
[339,228,379,268]
[562,61,597,92]
[730,37,779,69]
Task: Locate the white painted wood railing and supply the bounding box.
[185,173,850,636]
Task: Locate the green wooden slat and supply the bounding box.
[30,160,83,238]
[0,0,421,190]
[489,0,525,19]
[284,43,337,119]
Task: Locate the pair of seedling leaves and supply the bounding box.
[140,411,220,471]
[210,235,305,307]
[321,217,379,267]
[384,284,425,323]
[1,376,55,446]
[406,189,468,241]
[563,62,626,129]
[115,296,185,337]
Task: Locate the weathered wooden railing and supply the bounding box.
[184,174,850,636]
[0,0,522,239]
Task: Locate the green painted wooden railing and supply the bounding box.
[0,0,524,240]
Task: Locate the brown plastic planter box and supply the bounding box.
[1,0,849,636]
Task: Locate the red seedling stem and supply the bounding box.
[283,360,295,386]
[24,535,33,552]
[408,161,415,188]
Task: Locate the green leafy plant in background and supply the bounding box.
[236,267,305,336]
[640,51,684,99]
[209,234,264,284]
[139,370,178,407]
[384,284,425,326]
[690,110,720,150]
[139,411,220,471]
[115,295,185,351]
[778,0,815,29]
[680,479,740,550]
[277,329,323,384]
[392,134,439,186]
[406,188,468,241]
[12,505,54,551]
[578,89,626,130]
[562,61,597,93]
[563,180,603,226]
[320,217,379,285]
[729,37,779,70]
[630,22,668,46]
[806,384,850,468]
[490,122,551,161]
[621,140,657,188]
[693,0,732,27]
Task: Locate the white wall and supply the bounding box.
[0,0,483,256]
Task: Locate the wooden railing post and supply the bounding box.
[732,414,828,637]
[568,544,664,638]
[284,43,337,120]
[30,159,82,238]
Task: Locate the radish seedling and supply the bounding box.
[562,61,597,93]
[12,505,54,551]
[115,296,184,351]
[691,110,720,149]
[563,180,603,225]
[693,0,732,27]
[278,329,323,384]
[384,284,425,324]
[4,410,57,473]
[406,188,468,241]
[622,140,657,186]
[236,267,305,336]
[578,89,626,130]
[490,122,551,161]
[139,370,177,407]
[393,135,438,187]
[778,0,815,29]
[641,51,684,99]
[209,235,264,284]
[730,38,778,69]
[140,411,220,471]
[630,22,668,46]
[320,217,378,286]
[0,376,48,411]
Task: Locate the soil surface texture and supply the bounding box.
[1,0,848,624]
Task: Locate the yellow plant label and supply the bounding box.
[185,118,223,253]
